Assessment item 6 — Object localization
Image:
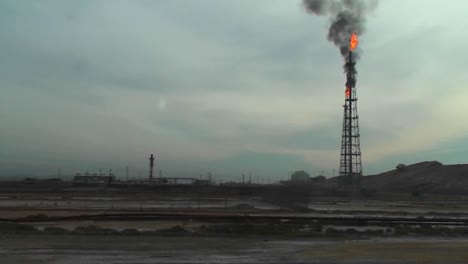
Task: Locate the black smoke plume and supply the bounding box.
[303,0,377,60]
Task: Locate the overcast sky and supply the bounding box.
[1,0,468,180]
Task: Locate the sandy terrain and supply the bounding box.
[1,235,468,263]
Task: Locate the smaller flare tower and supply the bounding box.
[149,153,155,181]
[339,33,362,185]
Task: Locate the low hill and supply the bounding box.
[360,161,468,195]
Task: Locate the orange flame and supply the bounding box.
[345,86,351,98]
[349,33,358,51]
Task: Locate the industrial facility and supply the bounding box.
[73,171,115,186]
[290,171,310,182]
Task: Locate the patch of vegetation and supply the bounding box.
[3,219,468,238]
[360,188,377,198]
[229,203,255,210]
[393,225,411,235]
[121,228,141,235]
[392,225,468,236]
[396,163,406,171]
[324,227,385,237]
[22,214,49,222]
[197,221,317,236]
[43,227,68,235]
[72,225,119,235]
[0,223,38,234]
[157,225,189,234]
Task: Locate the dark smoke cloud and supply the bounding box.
[303,0,378,59]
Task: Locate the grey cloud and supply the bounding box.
[1,0,468,179]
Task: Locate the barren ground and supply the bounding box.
[1,235,468,263]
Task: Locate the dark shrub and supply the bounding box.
[0,223,37,233]
[158,225,189,234]
[72,225,118,235]
[23,214,49,222]
[43,227,68,234]
[360,188,377,198]
[121,228,141,235]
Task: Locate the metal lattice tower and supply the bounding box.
[339,51,362,185]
